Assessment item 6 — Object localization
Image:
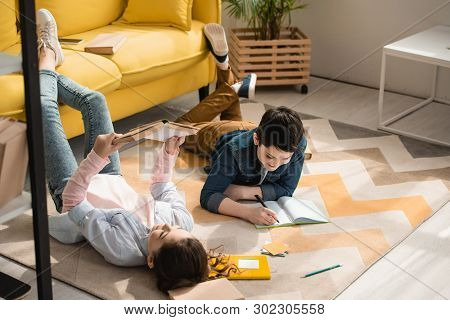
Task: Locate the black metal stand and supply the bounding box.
[18,0,53,299]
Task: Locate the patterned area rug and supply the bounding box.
[0,102,448,299]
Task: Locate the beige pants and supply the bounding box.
[175,67,257,155]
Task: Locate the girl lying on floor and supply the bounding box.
[36,9,208,292]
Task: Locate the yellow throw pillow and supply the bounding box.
[0,0,19,51]
[35,0,125,36]
[121,0,193,31]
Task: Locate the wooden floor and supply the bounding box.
[257,77,450,144]
[336,202,450,300]
[1,77,449,299]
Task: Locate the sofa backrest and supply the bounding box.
[192,0,221,24]
[3,0,221,49]
[35,0,126,36]
[0,0,19,51]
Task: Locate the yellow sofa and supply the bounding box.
[0,0,220,139]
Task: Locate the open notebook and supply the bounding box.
[253,197,328,229]
[113,120,199,143]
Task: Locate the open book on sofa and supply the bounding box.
[84,33,126,55]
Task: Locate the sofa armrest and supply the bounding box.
[192,0,221,24]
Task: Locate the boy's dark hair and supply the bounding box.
[153,238,209,292]
[255,107,304,152]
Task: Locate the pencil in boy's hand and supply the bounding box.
[254,195,280,223]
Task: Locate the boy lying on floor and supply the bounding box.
[174,24,307,226]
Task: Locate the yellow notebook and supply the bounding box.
[209,255,271,280]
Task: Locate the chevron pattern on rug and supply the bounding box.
[112,103,449,299]
[305,119,450,172]
[0,103,448,300]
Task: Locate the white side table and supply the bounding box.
[378,25,450,146]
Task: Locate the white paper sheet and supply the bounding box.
[238,259,259,269]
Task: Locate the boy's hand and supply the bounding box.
[165,136,185,155]
[247,206,278,225]
[93,133,126,159]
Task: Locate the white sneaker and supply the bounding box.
[36,9,64,66]
[204,23,228,64]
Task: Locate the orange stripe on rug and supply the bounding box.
[300,174,432,227]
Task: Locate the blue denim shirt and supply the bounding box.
[200,128,307,213]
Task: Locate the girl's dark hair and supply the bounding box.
[255,106,304,152]
[153,238,209,292]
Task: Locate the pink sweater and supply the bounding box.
[61,147,178,228]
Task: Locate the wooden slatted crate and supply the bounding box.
[229,27,311,86]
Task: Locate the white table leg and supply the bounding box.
[377,59,450,146]
[431,65,438,99]
[429,65,450,105]
[378,51,387,125]
[379,57,439,127]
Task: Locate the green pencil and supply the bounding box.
[302,264,343,278]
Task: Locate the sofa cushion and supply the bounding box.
[35,0,125,36]
[0,0,19,51]
[0,45,122,116]
[120,0,193,31]
[62,20,208,88]
[192,0,222,24]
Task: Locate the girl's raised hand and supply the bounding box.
[164,136,185,155]
[93,133,127,158]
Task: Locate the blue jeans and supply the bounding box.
[40,70,121,213]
